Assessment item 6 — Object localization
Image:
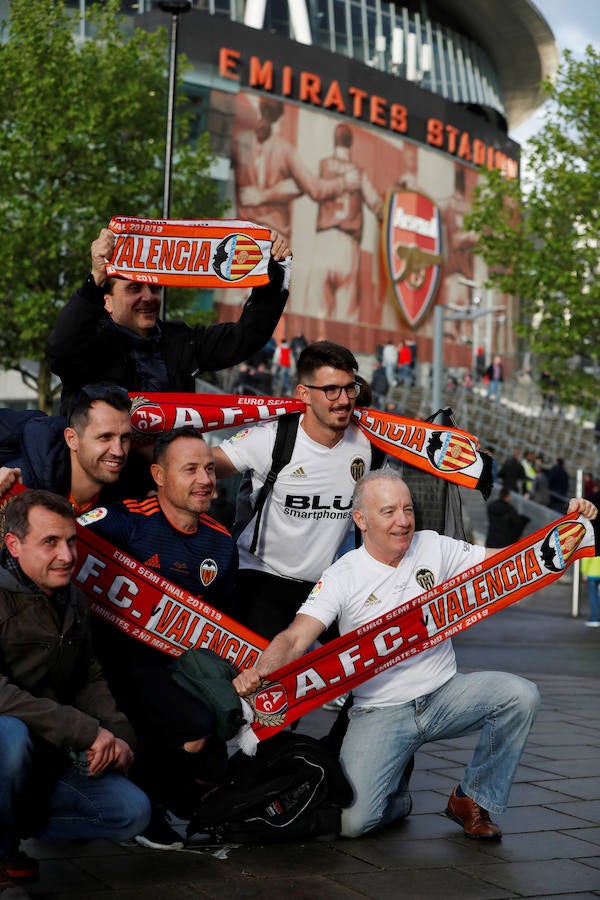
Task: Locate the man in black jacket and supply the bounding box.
[46,227,292,415]
[485,487,530,548]
[498,448,526,494]
[0,384,140,513]
[0,490,150,890]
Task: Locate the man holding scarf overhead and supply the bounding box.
[47,225,291,415]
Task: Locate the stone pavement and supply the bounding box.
[18,581,600,900]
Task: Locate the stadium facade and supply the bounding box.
[68,2,559,375]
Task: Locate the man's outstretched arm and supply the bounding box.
[233,613,325,696]
[484,496,598,559]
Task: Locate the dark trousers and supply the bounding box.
[229,569,316,640]
[92,621,224,811]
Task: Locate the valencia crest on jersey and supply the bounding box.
[200,558,218,586]
[350,456,367,481]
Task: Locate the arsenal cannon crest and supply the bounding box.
[383,190,442,327]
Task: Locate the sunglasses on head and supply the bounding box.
[79,383,130,403]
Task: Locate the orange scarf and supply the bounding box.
[106,217,272,288]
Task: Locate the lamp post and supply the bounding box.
[158,0,191,317]
[458,277,484,370]
[431,303,505,413]
[159,0,191,220]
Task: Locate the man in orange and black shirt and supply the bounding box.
[79,427,238,850]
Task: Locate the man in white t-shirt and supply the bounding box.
[213,341,375,639]
[233,470,597,840]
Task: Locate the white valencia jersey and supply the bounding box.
[218,418,372,582]
[298,533,486,706]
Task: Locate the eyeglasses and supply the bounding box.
[302,381,361,401]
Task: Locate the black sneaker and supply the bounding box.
[134,809,184,851]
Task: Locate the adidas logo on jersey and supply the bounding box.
[144,553,160,568]
[290,466,307,478]
[364,592,380,608]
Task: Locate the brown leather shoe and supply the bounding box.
[445,787,502,840]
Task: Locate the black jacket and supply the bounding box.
[46,259,289,414]
[0,561,135,752]
[370,367,389,396]
[0,411,71,494]
[0,409,148,499]
[498,456,526,493]
[486,498,529,548]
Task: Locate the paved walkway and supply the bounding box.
[19,581,600,899]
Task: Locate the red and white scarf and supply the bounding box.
[129,393,492,496]
[247,513,598,740]
[105,217,272,288]
[1,486,595,748]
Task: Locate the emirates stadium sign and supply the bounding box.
[383,190,442,327]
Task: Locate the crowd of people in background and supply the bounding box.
[491,446,587,517]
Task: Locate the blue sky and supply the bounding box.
[533,0,600,54]
[510,0,600,142]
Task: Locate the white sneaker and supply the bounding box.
[585,620,600,627]
[135,809,184,850]
[322,694,348,712]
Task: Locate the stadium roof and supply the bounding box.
[438,0,559,128]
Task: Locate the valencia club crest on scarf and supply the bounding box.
[540,521,587,572]
[213,233,265,282]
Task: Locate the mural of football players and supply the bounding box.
[303,123,384,321]
[233,96,357,241]
[439,164,478,342]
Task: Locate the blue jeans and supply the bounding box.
[586,577,600,622]
[274,366,291,393]
[399,364,412,386]
[339,671,540,837]
[0,717,151,856]
[487,380,502,402]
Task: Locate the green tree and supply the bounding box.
[466,46,600,411]
[0,0,224,411]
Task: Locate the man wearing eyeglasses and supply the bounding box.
[213,341,375,639]
[0,385,137,514]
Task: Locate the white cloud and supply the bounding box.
[553,22,599,55]
[510,3,600,141]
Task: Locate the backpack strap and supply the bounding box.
[370,442,386,471]
[248,413,300,555]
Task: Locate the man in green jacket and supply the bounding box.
[0,490,150,892]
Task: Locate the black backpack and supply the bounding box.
[186,732,353,844]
